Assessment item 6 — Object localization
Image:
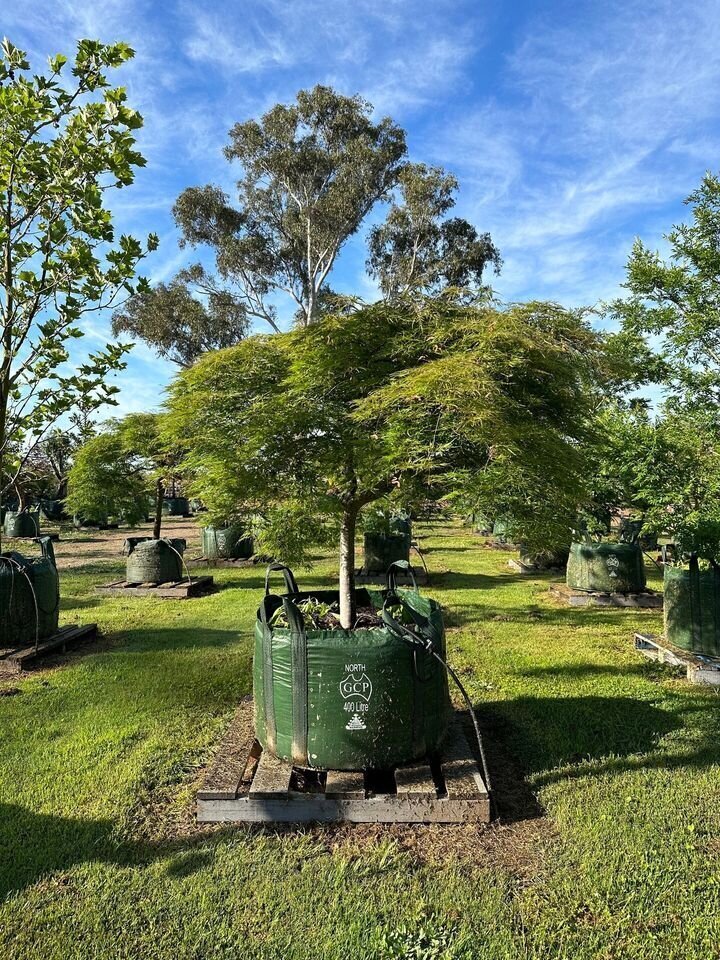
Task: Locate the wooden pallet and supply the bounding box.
[190,556,260,569]
[634,632,720,685]
[508,558,565,574]
[197,701,490,824]
[550,583,663,608]
[0,624,97,673]
[95,575,214,599]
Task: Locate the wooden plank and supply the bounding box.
[441,721,489,801]
[198,794,490,824]
[325,770,366,798]
[634,632,720,686]
[197,700,256,800]
[6,624,97,670]
[394,762,437,797]
[94,576,213,599]
[249,750,293,797]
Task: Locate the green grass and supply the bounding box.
[2,522,720,959]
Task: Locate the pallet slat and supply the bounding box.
[197,699,256,800]
[394,762,437,797]
[325,770,366,798]
[442,721,488,801]
[249,750,293,796]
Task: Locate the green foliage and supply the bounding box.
[112,270,250,367]
[633,404,720,564]
[165,298,603,569]
[66,413,180,525]
[367,163,501,301]
[173,85,406,329]
[0,37,157,504]
[269,596,341,630]
[610,171,720,404]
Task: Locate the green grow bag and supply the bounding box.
[163,497,189,517]
[363,518,412,574]
[202,524,253,560]
[0,537,59,646]
[4,510,40,538]
[519,544,569,569]
[664,561,720,656]
[254,562,450,771]
[566,542,646,593]
[124,538,186,583]
[39,499,64,522]
[73,513,109,529]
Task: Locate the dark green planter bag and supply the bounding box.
[4,509,40,538]
[566,541,646,593]
[664,559,720,656]
[202,524,253,561]
[124,538,187,583]
[0,537,59,647]
[254,561,450,771]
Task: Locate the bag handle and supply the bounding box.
[264,563,299,596]
[33,535,56,568]
[385,559,418,595]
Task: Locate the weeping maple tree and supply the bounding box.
[165,298,605,627]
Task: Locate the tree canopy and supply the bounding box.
[165,298,604,626]
[612,171,720,406]
[0,37,157,530]
[367,163,501,301]
[66,412,180,537]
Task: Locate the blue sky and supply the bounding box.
[5,0,720,416]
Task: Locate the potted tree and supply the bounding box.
[166,299,613,768]
[66,414,187,584]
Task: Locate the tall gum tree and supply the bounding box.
[172,85,407,331]
[0,38,157,543]
[165,298,607,628]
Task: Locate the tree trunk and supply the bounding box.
[153,478,164,540]
[339,506,358,629]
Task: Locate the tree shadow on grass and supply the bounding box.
[475,692,719,806]
[0,802,238,900]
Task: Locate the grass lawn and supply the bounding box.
[2,520,720,959]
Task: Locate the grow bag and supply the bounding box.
[73,513,109,529]
[202,524,253,560]
[519,544,569,570]
[39,499,64,522]
[254,562,450,771]
[4,509,40,538]
[664,560,720,656]
[0,537,59,647]
[566,541,646,593]
[162,497,189,517]
[363,518,412,574]
[124,538,186,583]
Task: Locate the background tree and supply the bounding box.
[111,269,249,367]
[367,163,501,301]
[66,413,181,539]
[0,38,157,541]
[172,85,407,332]
[611,171,720,406]
[166,298,603,627]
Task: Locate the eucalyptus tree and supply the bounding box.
[112,270,249,367]
[173,85,407,331]
[0,38,157,540]
[166,298,603,628]
[367,163,501,301]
